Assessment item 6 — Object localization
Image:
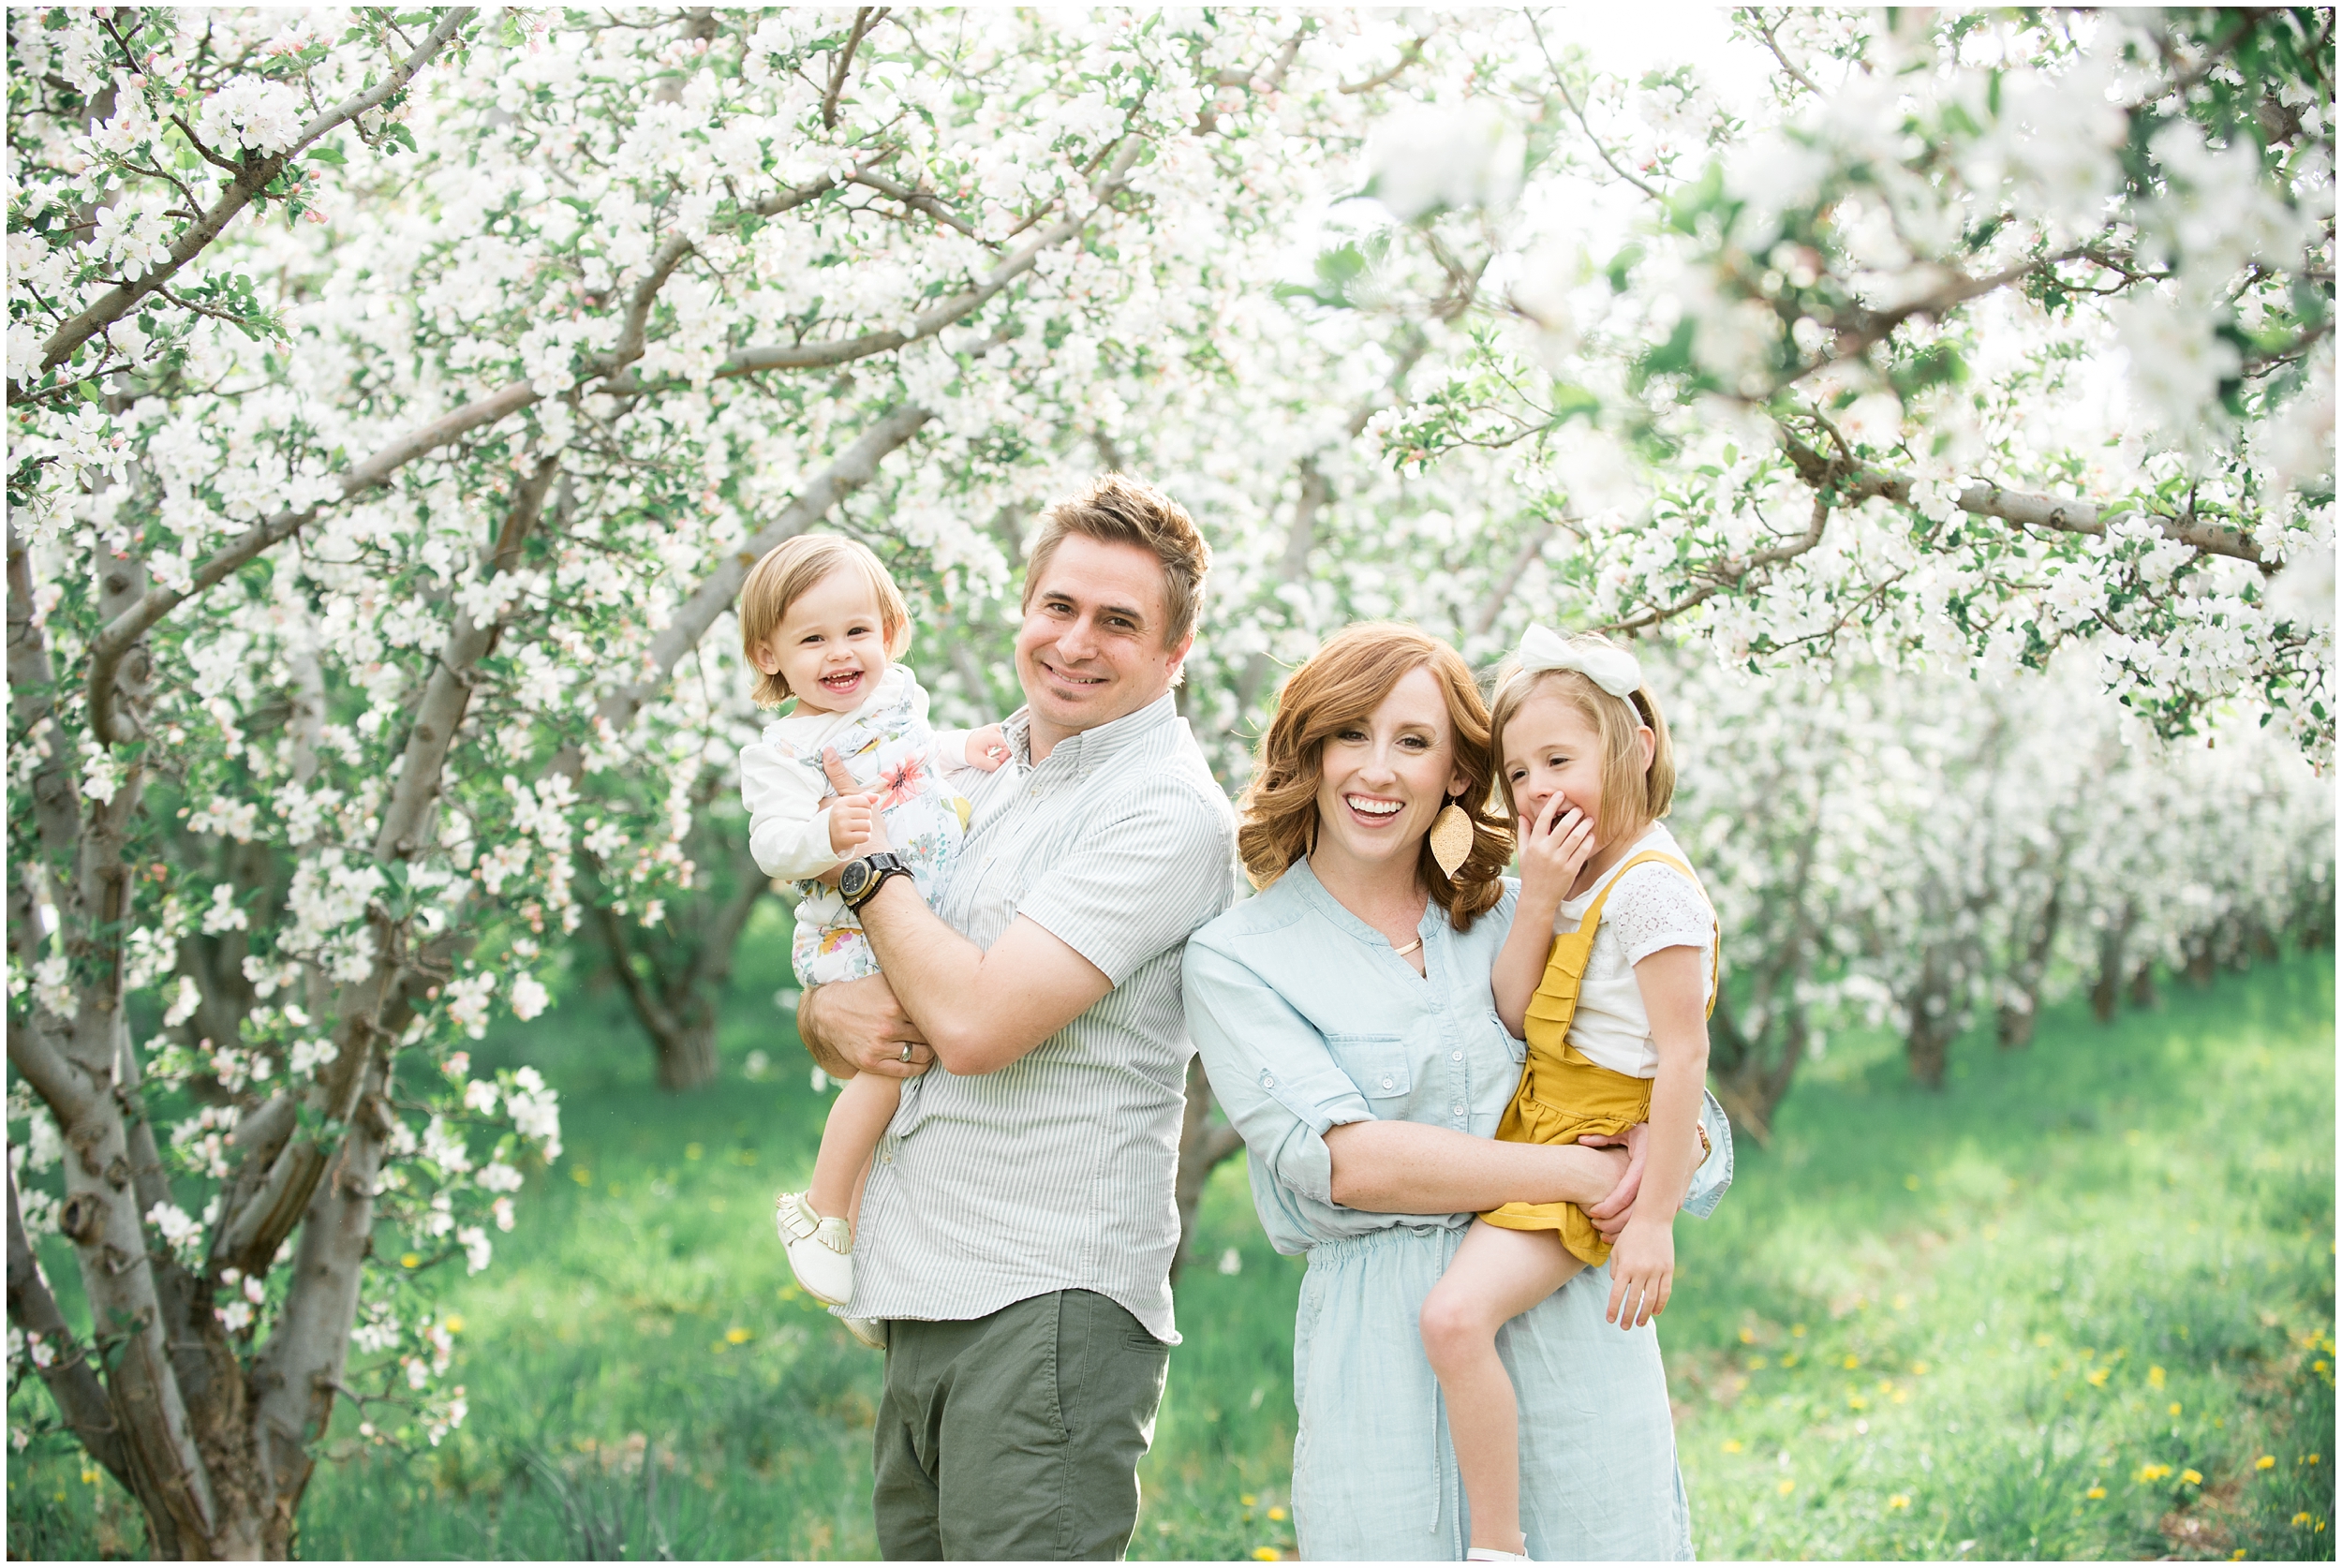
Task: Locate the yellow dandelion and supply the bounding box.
[400,1252,422,1269]
[1740,1326,1756,1344]
[2136,1463,2172,1483]
[1904,1174,1920,1190]
[1887,1494,1909,1511]
[2035,1333,2054,1349]
[2308,1454,2323,1466]
[1909,1361,1930,1376]
[2259,1455,2277,1470]
[2169,1402,2184,1416]
[1240,1494,1258,1507]
[1843,1354,1860,1369]
[684,1143,704,1161]
[1791,1324,1807,1338]
[1267,1507,1287,1522]
[2232,1550,2247,1561]
[571,1166,592,1185]
[1748,1355,1769,1369]
[2181,1469,2202,1486]
[2086,1486,2107,1500]
[2295,1513,2316,1528]
[2085,1367,2111,1387]
[1847,1393,1869,1411]
[1892,1294,1910,1311]
[1876,1379,1895,1394]
[1778,1479,1797,1496]
[724,1326,751,1344]
[81,1466,100,1486]
[1724,1440,1744,1454]
[2148,1365,2166,1389]
[1252,1550,1281,1562]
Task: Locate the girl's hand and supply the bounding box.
[1518,792,1596,906]
[823,748,894,855]
[1605,1215,1673,1329]
[963,724,1011,773]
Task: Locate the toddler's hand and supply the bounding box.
[1518,791,1596,904]
[963,723,1011,773]
[827,792,879,855]
[1605,1215,1674,1330]
[822,748,893,854]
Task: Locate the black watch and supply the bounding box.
[838,852,912,911]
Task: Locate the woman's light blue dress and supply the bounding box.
[1182,860,1734,1561]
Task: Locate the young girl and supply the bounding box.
[735,534,1007,1325]
[1417,627,1718,1561]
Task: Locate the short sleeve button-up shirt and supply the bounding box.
[849,693,1240,1343]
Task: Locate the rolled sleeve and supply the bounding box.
[1183,939,1373,1209]
[1683,1088,1734,1219]
[1018,781,1236,985]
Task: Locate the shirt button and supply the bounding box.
[1450,1050,1463,1062]
[1261,1072,1275,1088]
[1452,1103,1466,1117]
[1380,1075,1394,1090]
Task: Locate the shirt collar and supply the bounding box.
[1285,855,1441,952]
[1001,691,1182,775]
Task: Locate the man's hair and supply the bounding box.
[1237,622,1512,932]
[1021,474,1211,648]
[737,533,912,708]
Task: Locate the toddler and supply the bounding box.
[1417,627,1719,1561]
[736,534,1006,1329]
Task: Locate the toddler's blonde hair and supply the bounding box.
[738,534,912,708]
[1487,633,1675,844]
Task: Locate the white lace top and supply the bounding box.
[1548,822,1714,1079]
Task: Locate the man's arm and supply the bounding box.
[853,876,1111,1076]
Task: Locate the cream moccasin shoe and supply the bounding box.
[774,1191,854,1306]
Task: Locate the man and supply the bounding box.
[796,474,1239,1561]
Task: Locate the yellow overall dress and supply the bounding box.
[1481,850,1718,1266]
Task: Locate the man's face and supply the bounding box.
[1015,534,1192,751]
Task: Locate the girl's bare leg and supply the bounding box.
[807,1072,901,1222]
[1419,1220,1586,1555]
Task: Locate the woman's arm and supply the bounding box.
[1324,1119,1626,1214]
[1601,943,1710,1327]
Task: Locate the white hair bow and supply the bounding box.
[1517,625,1642,699]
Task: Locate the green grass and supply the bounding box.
[9,916,2333,1561]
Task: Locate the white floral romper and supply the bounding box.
[780,687,969,987]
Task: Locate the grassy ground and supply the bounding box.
[7,911,2333,1561]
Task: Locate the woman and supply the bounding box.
[1182,623,1732,1561]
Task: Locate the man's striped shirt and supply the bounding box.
[849,692,1240,1343]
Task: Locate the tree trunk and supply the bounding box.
[1169,1056,1246,1288]
[2127,961,2159,1011]
[2090,901,2137,1023]
[651,1013,721,1092]
[1995,1000,2037,1050]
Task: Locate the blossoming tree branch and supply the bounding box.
[4,6,1399,1553]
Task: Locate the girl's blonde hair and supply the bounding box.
[1487,634,1675,844]
[738,534,912,708]
[1238,622,1512,931]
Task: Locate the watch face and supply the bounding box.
[839,860,871,900]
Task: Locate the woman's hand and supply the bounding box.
[1605,1214,1674,1329]
[1517,791,1595,909]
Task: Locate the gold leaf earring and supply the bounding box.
[1428,798,1474,879]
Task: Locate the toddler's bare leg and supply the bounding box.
[1420,1220,1586,1555]
[807,1072,901,1221]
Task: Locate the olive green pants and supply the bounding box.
[872,1290,1169,1561]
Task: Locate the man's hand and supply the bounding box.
[822,748,892,854]
[797,973,933,1080]
[1604,1215,1674,1329]
[963,723,1011,773]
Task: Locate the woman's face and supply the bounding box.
[1312,665,1472,884]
